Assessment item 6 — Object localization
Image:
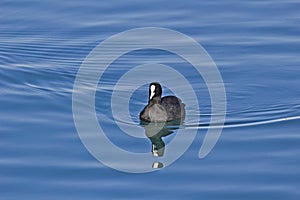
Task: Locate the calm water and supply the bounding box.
[1,0,300,199]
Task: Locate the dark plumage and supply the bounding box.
[139,82,185,122]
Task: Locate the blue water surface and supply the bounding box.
[1,0,300,199]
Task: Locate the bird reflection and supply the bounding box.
[140,119,182,169]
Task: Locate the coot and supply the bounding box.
[139,82,185,122]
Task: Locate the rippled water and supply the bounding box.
[1,0,300,199]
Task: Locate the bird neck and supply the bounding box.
[149,96,161,104]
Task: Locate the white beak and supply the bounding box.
[150,85,155,100]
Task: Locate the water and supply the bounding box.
[1,0,300,199]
